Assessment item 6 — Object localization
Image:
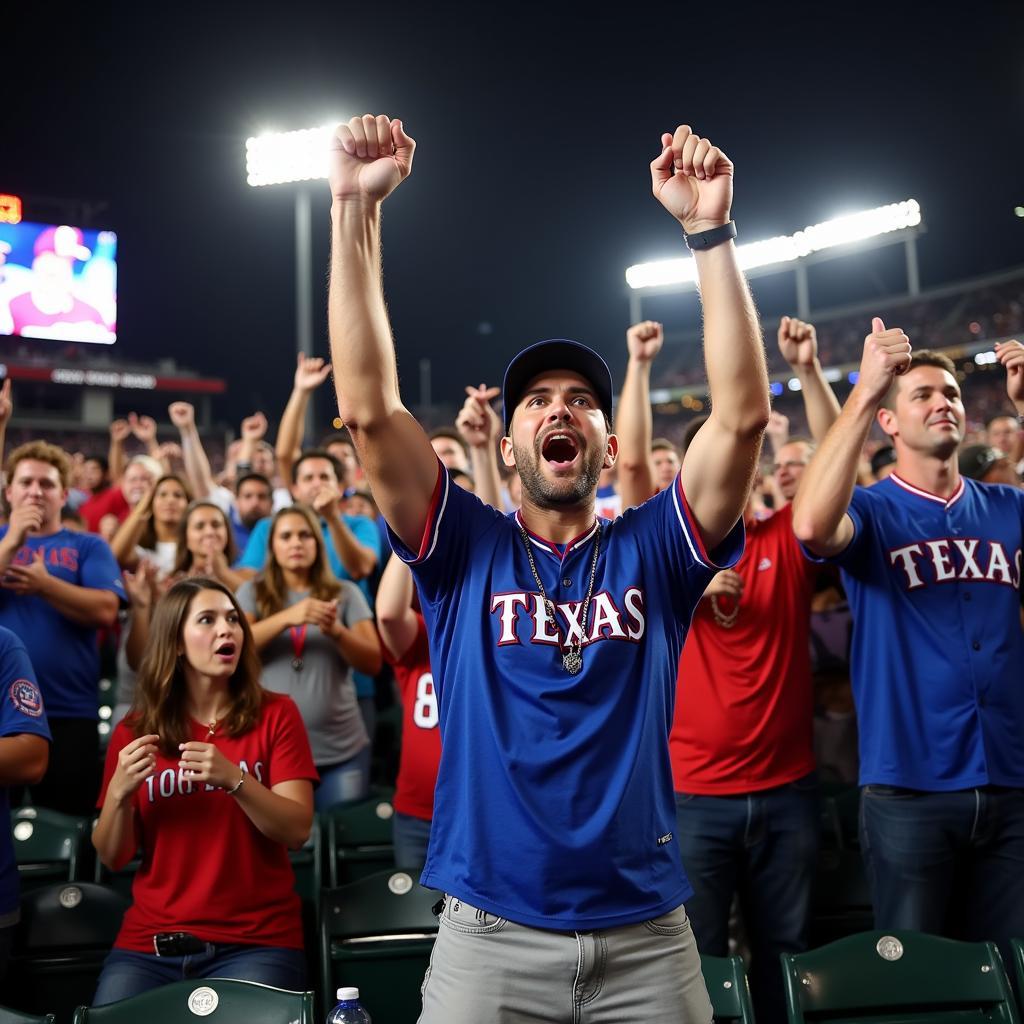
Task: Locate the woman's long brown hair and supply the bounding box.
[254,504,341,620]
[131,577,265,756]
[172,501,238,575]
[138,474,192,552]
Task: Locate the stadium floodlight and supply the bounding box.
[245,123,340,187]
[625,199,922,291]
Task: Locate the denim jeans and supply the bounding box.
[419,896,712,1024]
[93,943,306,1005]
[675,774,819,1024]
[860,785,1024,962]
[393,811,432,871]
[315,745,371,811]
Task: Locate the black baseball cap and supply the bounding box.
[958,444,1007,481]
[502,339,613,433]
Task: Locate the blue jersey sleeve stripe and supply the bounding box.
[672,474,713,569]
[409,461,449,564]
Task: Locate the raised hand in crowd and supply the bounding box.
[615,320,666,510]
[108,418,131,481]
[793,318,911,556]
[765,410,789,456]
[455,384,503,509]
[128,413,159,454]
[0,378,12,468]
[996,339,1024,411]
[276,356,333,484]
[776,316,842,445]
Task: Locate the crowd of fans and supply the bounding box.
[1,290,1023,1016]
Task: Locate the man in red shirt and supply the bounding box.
[375,552,441,870]
[617,315,840,1024]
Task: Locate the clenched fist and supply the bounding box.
[626,321,664,365]
[650,125,733,234]
[329,114,415,205]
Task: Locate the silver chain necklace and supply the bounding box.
[517,520,602,674]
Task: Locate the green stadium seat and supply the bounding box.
[0,882,129,1022]
[701,953,755,1024]
[781,930,1020,1024]
[320,870,439,1024]
[11,809,89,890]
[1011,939,1024,1012]
[0,1007,55,1024]
[324,788,396,886]
[70,978,315,1023]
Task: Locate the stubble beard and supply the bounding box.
[513,439,604,509]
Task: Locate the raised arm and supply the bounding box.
[777,317,842,444]
[614,321,663,510]
[107,419,130,484]
[792,318,911,556]
[169,402,217,500]
[653,126,770,551]
[0,379,11,475]
[276,356,333,483]
[455,384,504,510]
[375,548,420,660]
[327,114,438,552]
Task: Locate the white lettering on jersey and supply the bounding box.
[491,593,529,645]
[144,758,265,802]
[412,672,439,729]
[986,542,1012,584]
[924,540,956,582]
[589,591,627,641]
[888,538,1022,591]
[490,587,648,648]
[890,544,926,589]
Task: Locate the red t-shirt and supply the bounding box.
[99,692,318,951]
[670,504,818,794]
[80,487,130,534]
[382,615,441,821]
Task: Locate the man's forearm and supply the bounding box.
[179,424,217,499]
[0,734,48,786]
[794,361,842,444]
[41,579,119,628]
[792,386,877,551]
[696,244,768,433]
[468,446,504,511]
[275,390,310,479]
[108,440,125,483]
[325,515,376,580]
[329,200,401,429]
[615,357,656,509]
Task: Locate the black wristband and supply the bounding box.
[684,221,737,252]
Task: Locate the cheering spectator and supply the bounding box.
[0,441,123,815]
[427,427,469,473]
[454,384,504,509]
[91,577,315,1003]
[80,442,161,535]
[237,505,381,809]
[237,450,379,586]
[170,401,280,552]
[376,554,440,870]
[0,625,50,982]
[110,473,191,575]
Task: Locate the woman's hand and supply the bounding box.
[109,733,160,803]
[178,741,238,790]
[289,596,339,629]
[124,559,159,611]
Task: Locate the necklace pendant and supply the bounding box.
[562,648,583,674]
[292,657,304,671]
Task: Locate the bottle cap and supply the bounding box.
[337,987,360,1001]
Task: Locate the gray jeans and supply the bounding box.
[418,896,713,1024]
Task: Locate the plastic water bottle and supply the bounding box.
[326,987,371,1023]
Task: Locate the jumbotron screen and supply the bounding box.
[0,221,117,344]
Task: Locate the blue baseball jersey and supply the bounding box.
[0,626,52,918]
[0,528,126,719]
[388,465,744,930]
[824,473,1024,790]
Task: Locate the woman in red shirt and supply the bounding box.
[92,577,317,1004]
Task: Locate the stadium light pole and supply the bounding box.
[246,122,339,438]
[626,199,924,321]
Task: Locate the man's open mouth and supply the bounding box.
[541,432,581,469]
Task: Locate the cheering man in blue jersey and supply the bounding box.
[326,113,769,1023]
[794,328,1024,966]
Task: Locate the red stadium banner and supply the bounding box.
[0,362,226,393]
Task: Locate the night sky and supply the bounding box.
[6,2,1023,431]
